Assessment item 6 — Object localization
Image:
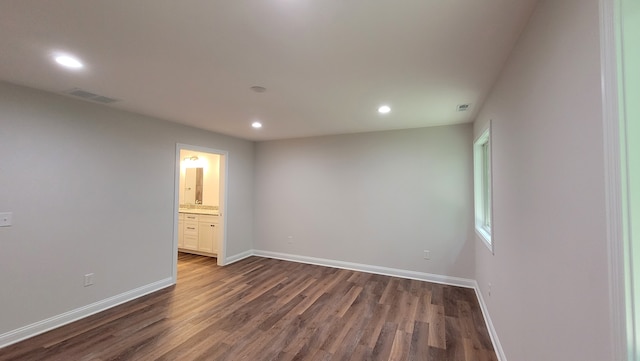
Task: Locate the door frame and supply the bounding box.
[600,0,632,359]
[172,143,229,281]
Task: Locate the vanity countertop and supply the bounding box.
[179,208,220,216]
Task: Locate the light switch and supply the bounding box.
[0,212,12,227]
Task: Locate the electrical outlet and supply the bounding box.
[287,236,293,244]
[0,212,12,227]
[423,250,430,260]
[84,273,94,287]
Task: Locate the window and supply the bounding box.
[474,126,493,251]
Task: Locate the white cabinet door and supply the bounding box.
[211,223,219,254]
[198,222,216,254]
[212,223,219,254]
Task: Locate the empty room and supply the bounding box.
[0,0,637,360]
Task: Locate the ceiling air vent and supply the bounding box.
[457,104,471,112]
[65,88,119,104]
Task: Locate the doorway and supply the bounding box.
[172,143,228,281]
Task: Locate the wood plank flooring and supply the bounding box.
[0,253,497,361]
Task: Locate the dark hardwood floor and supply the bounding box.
[0,253,497,361]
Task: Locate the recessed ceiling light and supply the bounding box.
[378,105,391,114]
[250,86,267,93]
[54,54,84,69]
[252,121,263,129]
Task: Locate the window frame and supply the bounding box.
[474,125,493,252]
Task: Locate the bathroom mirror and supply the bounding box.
[184,167,204,204]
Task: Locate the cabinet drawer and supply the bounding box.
[198,215,219,224]
[184,222,198,235]
[183,214,199,222]
[182,234,198,250]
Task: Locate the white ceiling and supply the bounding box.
[0,1,538,141]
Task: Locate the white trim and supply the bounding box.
[225,249,253,265]
[475,227,492,251]
[218,151,230,266]
[173,144,181,282]
[599,0,629,360]
[0,278,173,349]
[472,281,507,361]
[253,250,476,289]
[473,123,494,253]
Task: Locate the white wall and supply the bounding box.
[473,0,612,360]
[254,124,475,278]
[0,82,254,337]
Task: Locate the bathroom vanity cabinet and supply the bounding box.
[178,212,220,257]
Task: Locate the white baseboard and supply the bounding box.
[252,249,476,289]
[224,249,253,265]
[1,252,505,361]
[471,281,506,361]
[0,277,174,349]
